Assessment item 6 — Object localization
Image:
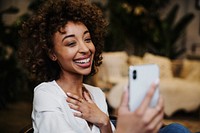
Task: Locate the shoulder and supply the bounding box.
[33,81,57,98]
[34,80,65,96]
[33,81,64,111]
[33,80,65,101]
[34,81,56,93]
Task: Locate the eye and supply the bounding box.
[85,38,92,43]
[66,41,76,47]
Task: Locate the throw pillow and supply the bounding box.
[143,53,173,79]
[102,51,129,84]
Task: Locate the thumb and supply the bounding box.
[118,86,130,114]
[120,86,129,107]
[83,91,93,103]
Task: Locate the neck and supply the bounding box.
[56,72,84,98]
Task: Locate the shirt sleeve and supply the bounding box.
[32,89,76,133]
[91,87,116,131]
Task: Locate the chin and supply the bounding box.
[79,68,92,76]
[83,71,92,76]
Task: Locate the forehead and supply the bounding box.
[59,21,89,33]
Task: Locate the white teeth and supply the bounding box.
[75,58,90,64]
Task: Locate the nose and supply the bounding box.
[78,41,90,54]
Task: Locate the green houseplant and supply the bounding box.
[103,0,171,54]
[0,0,50,109]
[0,7,23,108]
[147,4,194,59]
[103,0,194,59]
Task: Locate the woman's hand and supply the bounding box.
[66,92,111,130]
[115,82,164,133]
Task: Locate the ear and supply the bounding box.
[48,50,57,61]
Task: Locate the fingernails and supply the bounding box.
[154,78,160,85]
[66,92,71,96]
[123,84,128,92]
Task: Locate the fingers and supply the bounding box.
[120,87,129,107]
[74,112,83,118]
[157,96,164,114]
[142,96,164,133]
[67,92,83,102]
[150,110,164,131]
[67,93,85,118]
[118,86,130,115]
[66,93,86,112]
[67,98,85,114]
[143,96,164,123]
[148,95,164,122]
[138,79,159,113]
[151,104,164,133]
[83,91,93,103]
[154,121,164,133]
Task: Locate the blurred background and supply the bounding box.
[0,0,200,132]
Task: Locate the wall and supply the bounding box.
[0,0,30,25]
[1,0,200,56]
[186,0,200,55]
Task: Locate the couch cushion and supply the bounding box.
[180,59,200,82]
[160,78,200,116]
[102,51,129,84]
[128,55,143,65]
[143,53,173,79]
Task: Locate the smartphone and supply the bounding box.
[128,64,160,112]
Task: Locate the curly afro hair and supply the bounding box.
[18,0,107,82]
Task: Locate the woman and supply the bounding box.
[18,0,191,133]
[19,0,113,132]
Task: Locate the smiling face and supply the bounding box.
[50,21,95,78]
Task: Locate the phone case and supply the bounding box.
[128,64,160,112]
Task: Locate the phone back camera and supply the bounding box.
[133,70,137,80]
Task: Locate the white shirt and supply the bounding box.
[32,80,115,133]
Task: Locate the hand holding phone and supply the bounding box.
[128,64,159,112]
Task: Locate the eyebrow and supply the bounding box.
[62,30,90,42]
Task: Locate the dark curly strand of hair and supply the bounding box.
[18,0,107,82]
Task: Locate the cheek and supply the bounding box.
[65,49,77,59]
[56,48,76,61]
[90,43,96,53]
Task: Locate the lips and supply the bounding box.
[74,58,90,64]
[74,57,92,68]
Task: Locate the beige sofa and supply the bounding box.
[93,51,200,116]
